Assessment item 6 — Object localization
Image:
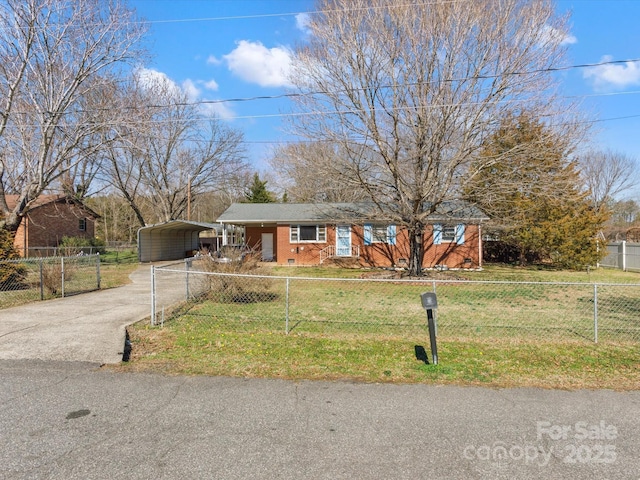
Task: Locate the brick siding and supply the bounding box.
[13,199,96,256]
[244,223,482,269]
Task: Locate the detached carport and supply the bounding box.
[137,220,221,262]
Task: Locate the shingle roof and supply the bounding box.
[4,194,100,219]
[217,201,488,224]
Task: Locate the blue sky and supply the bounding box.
[130,0,640,197]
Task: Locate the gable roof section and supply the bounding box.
[217,201,488,224]
[4,194,100,219]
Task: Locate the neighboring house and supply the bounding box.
[217,202,489,269]
[5,195,99,256]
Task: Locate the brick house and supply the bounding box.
[5,195,99,256]
[217,202,489,269]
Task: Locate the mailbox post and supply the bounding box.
[420,292,438,365]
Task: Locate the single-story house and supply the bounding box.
[217,202,489,269]
[5,195,99,257]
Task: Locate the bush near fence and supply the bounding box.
[152,258,640,344]
[0,255,101,309]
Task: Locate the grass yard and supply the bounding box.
[118,320,640,390]
[99,262,140,289]
[117,264,640,390]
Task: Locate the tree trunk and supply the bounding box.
[408,225,424,276]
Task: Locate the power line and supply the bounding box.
[8,56,640,118]
[6,109,639,147]
[7,89,640,129]
[131,1,459,25]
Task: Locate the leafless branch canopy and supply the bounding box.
[0,0,147,231]
[104,72,248,225]
[287,0,579,273]
[578,149,639,212]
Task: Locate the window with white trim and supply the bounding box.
[290,225,326,243]
[78,218,87,231]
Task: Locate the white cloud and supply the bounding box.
[203,79,219,91]
[540,25,577,47]
[558,30,577,46]
[295,13,311,33]
[135,67,182,95]
[135,68,235,120]
[181,79,201,101]
[207,55,222,66]
[584,55,640,90]
[223,40,293,88]
[201,101,235,120]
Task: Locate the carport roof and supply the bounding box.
[137,220,222,235]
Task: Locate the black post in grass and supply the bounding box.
[421,292,438,365]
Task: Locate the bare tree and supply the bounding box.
[579,149,638,213]
[105,72,249,226]
[0,0,147,236]
[288,0,582,275]
[269,141,369,202]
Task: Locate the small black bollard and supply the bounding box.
[121,329,132,362]
[420,292,438,365]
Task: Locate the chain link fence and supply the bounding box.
[0,254,101,309]
[150,259,640,344]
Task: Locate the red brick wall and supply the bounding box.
[275,224,331,265]
[360,225,482,269]
[245,223,483,269]
[245,226,278,259]
[14,201,96,255]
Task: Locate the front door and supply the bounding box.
[261,233,274,261]
[336,225,351,256]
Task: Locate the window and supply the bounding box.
[433,224,465,245]
[78,218,87,231]
[364,224,396,245]
[441,225,456,243]
[290,225,326,243]
[372,225,388,243]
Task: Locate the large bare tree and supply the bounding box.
[0,0,146,236]
[578,149,638,213]
[104,71,249,226]
[269,141,369,202]
[288,0,581,275]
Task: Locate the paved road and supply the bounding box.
[1,360,639,480]
[0,265,184,364]
[1,265,639,478]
